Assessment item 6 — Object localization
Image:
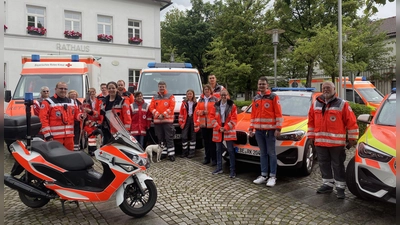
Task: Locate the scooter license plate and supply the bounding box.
[173,134,181,139]
[237,148,260,156]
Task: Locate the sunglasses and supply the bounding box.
[58,88,68,90]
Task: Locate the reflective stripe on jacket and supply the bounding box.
[178,100,197,129]
[307,95,359,147]
[130,100,152,136]
[194,94,218,131]
[211,99,237,142]
[39,95,81,139]
[249,90,283,131]
[149,90,175,124]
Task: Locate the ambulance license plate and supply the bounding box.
[237,148,260,156]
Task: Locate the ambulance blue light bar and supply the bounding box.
[31,54,40,62]
[391,88,396,93]
[147,62,193,68]
[272,87,316,92]
[71,55,79,62]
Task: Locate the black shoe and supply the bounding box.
[230,172,236,179]
[187,154,195,159]
[169,156,175,162]
[202,159,210,164]
[212,169,223,175]
[211,161,217,166]
[316,184,334,194]
[180,154,185,158]
[336,188,345,199]
[161,154,167,160]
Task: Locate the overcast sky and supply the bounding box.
[161,0,396,21]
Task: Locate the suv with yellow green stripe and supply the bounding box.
[225,88,320,175]
[346,88,396,203]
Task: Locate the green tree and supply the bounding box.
[206,0,273,100]
[272,0,362,87]
[161,0,216,83]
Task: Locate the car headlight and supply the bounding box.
[276,130,305,141]
[357,142,392,163]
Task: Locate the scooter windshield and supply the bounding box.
[105,111,144,152]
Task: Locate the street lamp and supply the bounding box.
[266,29,285,87]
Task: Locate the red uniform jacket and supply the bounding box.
[194,94,218,131]
[179,100,197,129]
[39,95,82,140]
[211,99,237,142]
[149,90,175,124]
[100,95,132,133]
[249,90,283,131]
[307,95,359,147]
[130,100,152,136]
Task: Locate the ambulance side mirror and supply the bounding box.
[5,90,11,102]
[357,114,371,124]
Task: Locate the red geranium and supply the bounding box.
[27,26,47,35]
[128,36,143,43]
[97,34,113,41]
[64,30,82,37]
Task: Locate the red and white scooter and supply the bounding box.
[4,93,157,217]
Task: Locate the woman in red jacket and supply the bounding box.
[130,91,152,148]
[178,89,197,158]
[194,84,219,165]
[211,89,237,178]
[100,81,131,145]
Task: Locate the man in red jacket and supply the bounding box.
[307,81,359,199]
[117,80,135,104]
[149,81,176,161]
[249,76,283,187]
[39,82,85,150]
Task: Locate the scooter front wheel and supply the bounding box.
[119,179,157,218]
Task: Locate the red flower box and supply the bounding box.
[27,26,46,35]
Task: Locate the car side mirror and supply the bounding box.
[241,106,248,112]
[5,90,11,102]
[357,114,371,124]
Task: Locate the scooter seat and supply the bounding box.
[31,140,94,171]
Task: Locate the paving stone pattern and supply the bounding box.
[4,144,396,225]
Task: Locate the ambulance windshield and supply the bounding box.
[13,75,84,99]
[138,72,202,96]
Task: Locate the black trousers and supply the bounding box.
[73,121,81,150]
[316,146,347,188]
[201,128,216,162]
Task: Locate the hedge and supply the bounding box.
[348,102,371,137]
[234,100,371,138]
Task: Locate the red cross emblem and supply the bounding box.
[66,63,72,67]
[99,151,103,155]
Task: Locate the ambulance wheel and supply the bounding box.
[300,140,315,176]
[345,157,368,199]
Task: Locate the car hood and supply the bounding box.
[281,116,307,132]
[363,124,396,157]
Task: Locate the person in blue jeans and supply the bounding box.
[210,89,237,178]
[249,77,283,187]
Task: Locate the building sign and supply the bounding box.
[56,43,90,52]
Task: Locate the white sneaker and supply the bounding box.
[266,177,276,187]
[253,176,267,184]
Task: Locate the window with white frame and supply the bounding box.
[27,5,45,29]
[128,20,141,39]
[65,11,81,33]
[129,69,141,89]
[97,15,112,35]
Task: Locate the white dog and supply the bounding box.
[145,143,164,163]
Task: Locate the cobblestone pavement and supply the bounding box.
[4,144,396,225]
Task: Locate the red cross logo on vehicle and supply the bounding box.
[66,63,72,67]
